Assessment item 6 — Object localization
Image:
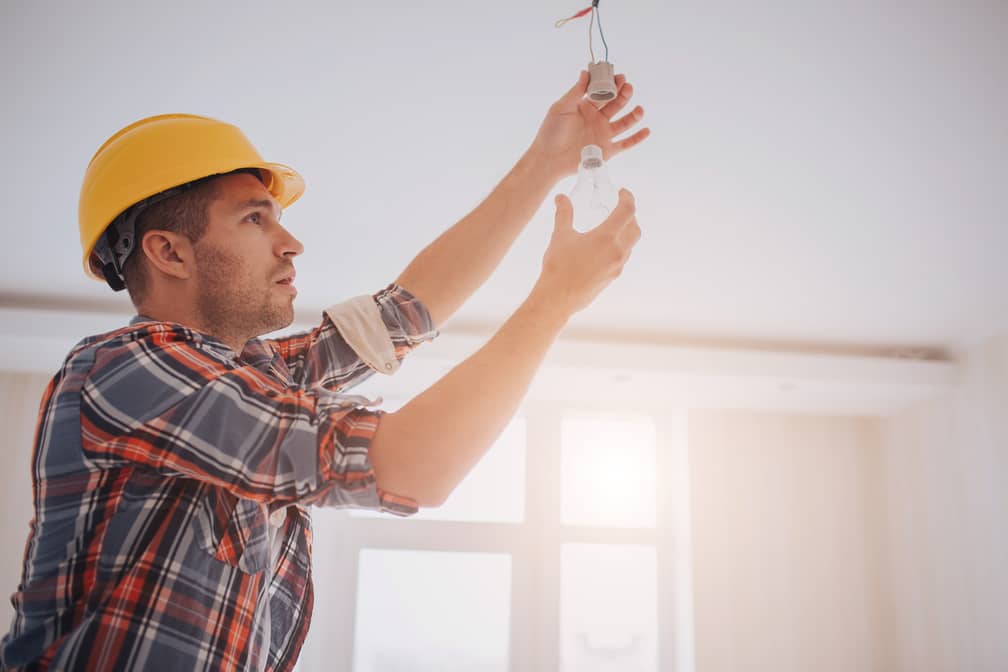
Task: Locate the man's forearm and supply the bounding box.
[368,288,566,506]
[393,147,557,327]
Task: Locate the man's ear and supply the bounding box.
[140,230,194,281]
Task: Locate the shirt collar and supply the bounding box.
[130,314,281,373]
[130,314,235,354]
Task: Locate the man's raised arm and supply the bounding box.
[371,190,641,507]
[395,70,649,327]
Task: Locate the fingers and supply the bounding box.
[600,190,640,279]
[597,189,636,237]
[613,188,636,219]
[616,215,642,250]
[598,77,651,158]
[613,195,641,268]
[614,127,652,155]
[609,105,645,137]
[553,194,574,236]
[600,77,632,120]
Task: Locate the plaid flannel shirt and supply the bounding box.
[1,284,437,671]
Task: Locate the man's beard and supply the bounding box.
[193,242,294,347]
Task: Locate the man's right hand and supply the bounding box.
[369,188,640,507]
[532,188,641,319]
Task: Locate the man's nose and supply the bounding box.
[276,225,304,258]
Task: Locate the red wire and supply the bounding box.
[555,6,593,27]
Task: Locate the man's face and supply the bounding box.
[193,172,303,343]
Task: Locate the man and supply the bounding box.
[2,70,648,670]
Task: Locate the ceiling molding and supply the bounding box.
[0,300,958,417]
[0,292,951,362]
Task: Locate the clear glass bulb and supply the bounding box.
[569,145,619,232]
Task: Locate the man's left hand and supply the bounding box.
[531,70,651,183]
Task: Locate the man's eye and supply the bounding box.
[246,212,261,225]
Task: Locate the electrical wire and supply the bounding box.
[595,3,610,62]
[555,1,610,63]
[555,6,593,28]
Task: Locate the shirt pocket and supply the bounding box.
[192,488,271,575]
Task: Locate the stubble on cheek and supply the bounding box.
[194,243,293,339]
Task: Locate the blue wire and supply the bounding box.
[596,5,610,62]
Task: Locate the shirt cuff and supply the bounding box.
[324,283,438,376]
[324,294,399,374]
[316,404,419,516]
[377,487,420,516]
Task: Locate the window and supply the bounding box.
[561,413,657,528]
[353,549,512,671]
[302,403,690,671]
[561,543,658,671]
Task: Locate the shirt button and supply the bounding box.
[270,508,287,527]
[385,362,393,370]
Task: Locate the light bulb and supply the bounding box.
[569,145,619,232]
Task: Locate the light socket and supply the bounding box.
[587,61,617,103]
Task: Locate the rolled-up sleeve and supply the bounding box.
[271,283,438,391]
[79,331,418,515]
[325,283,439,372]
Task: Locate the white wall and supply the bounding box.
[687,411,886,672]
[683,333,1008,672]
[878,334,1008,671]
[0,372,51,632]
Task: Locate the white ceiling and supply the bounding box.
[3,1,1006,356]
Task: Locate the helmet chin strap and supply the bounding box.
[97,220,133,292]
[92,185,184,291]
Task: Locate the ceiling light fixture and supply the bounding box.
[555,0,617,103]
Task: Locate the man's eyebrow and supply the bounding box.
[234,198,282,218]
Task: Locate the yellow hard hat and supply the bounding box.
[79,113,305,284]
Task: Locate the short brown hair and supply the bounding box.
[122,178,218,306]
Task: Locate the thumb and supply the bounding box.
[553,194,573,236]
